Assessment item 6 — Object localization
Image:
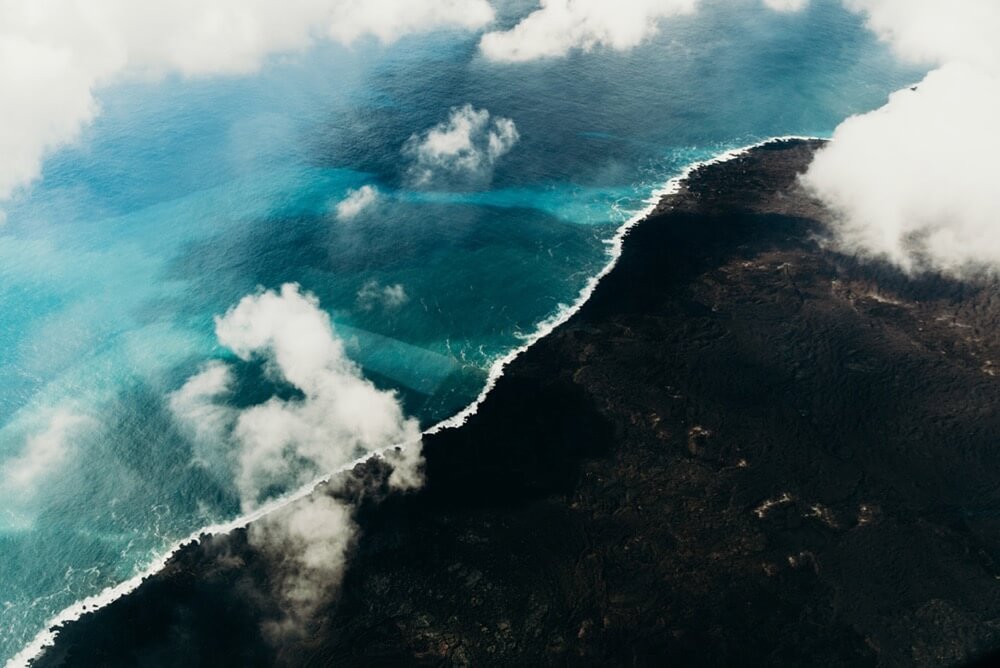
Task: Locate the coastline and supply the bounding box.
[4,451,375,668]
[26,137,1000,666]
[6,135,823,668]
[428,134,826,435]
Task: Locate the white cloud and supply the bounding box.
[802,1,1000,275]
[844,0,1000,71]
[0,0,495,201]
[335,185,380,221]
[763,0,807,11]
[326,0,495,44]
[169,283,422,510]
[356,280,409,311]
[383,444,425,491]
[168,283,426,636]
[169,362,233,437]
[168,362,237,473]
[477,0,816,62]
[248,492,356,639]
[803,65,1000,274]
[404,104,519,186]
[1,410,92,492]
[212,283,423,508]
[479,0,699,62]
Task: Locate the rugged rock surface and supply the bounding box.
[34,140,1000,667]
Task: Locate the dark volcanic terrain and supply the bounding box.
[33,140,1000,667]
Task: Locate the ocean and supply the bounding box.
[0,0,922,662]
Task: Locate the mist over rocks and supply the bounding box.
[32,140,1000,667]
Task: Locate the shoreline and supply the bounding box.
[6,134,824,668]
[26,137,1000,666]
[427,134,826,435]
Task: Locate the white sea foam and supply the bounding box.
[7,135,822,668]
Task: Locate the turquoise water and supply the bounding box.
[0,1,923,661]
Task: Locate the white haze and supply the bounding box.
[246,436,423,641]
[0,0,495,202]
[0,411,92,493]
[167,361,238,478]
[248,492,356,640]
[356,280,409,312]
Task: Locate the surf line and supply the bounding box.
[427,134,826,434]
[8,134,825,668]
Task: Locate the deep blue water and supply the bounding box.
[0,1,923,661]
